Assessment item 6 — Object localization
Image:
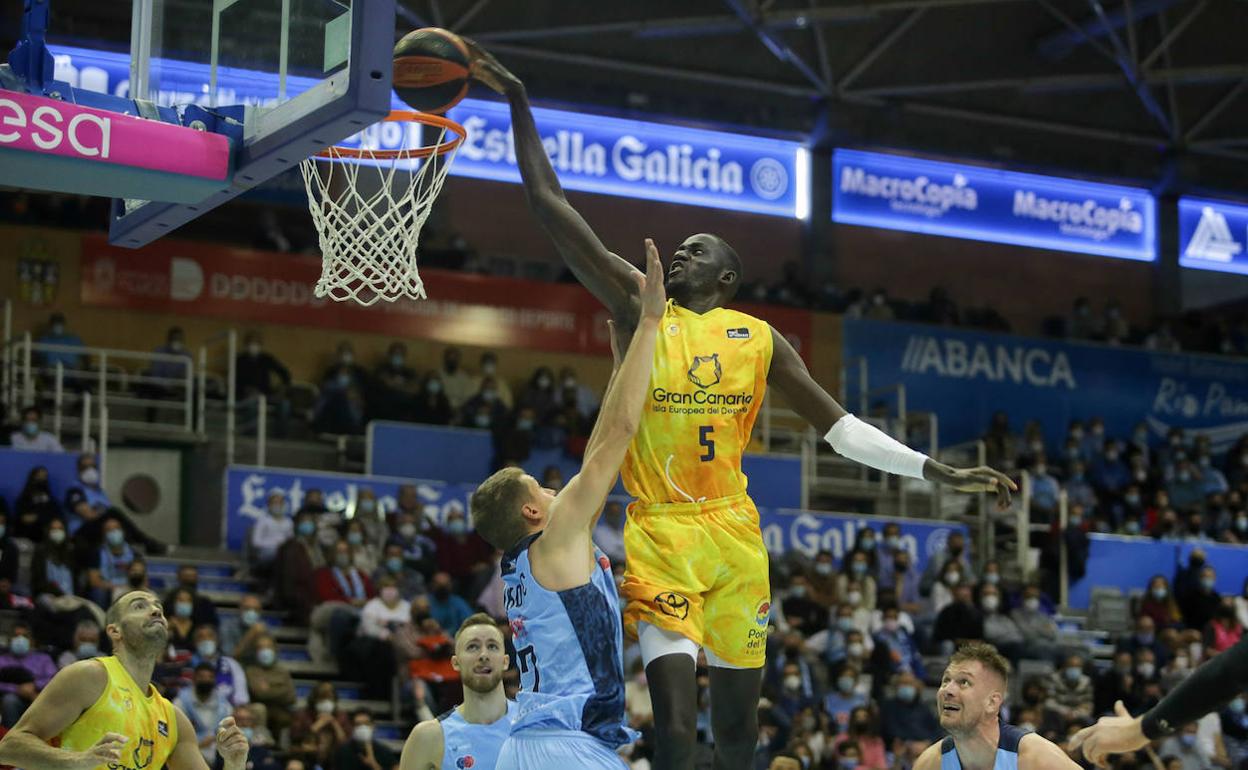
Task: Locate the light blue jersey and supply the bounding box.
[438,700,518,770]
[500,533,638,751]
[940,720,1029,770]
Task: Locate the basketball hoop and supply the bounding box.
[300,110,465,306]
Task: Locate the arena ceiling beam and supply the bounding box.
[835,8,927,93]
[841,65,1248,98]
[722,0,831,93]
[1184,77,1248,141]
[1035,0,1184,60]
[1086,0,1173,138]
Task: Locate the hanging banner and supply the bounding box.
[1179,196,1248,274]
[78,234,812,358]
[832,149,1156,261]
[843,318,1248,454]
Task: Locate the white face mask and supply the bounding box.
[783,674,801,691]
[315,700,335,715]
[982,596,1000,612]
[352,725,373,743]
[847,642,864,658]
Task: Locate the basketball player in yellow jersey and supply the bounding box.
[469,42,1017,770]
[0,589,249,770]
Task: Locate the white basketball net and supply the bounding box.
[300,120,460,306]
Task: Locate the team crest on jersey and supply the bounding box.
[726,327,750,339]
[456,755,476,768]
[654,592,690,620]
[687,354,722,389]
[130,736,154,769]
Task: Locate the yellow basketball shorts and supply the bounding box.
[620,493,771,669]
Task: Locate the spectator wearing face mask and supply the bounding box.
[1206,605,1244,654]
[342,519,379,575]
[248,491,293,579]
[276,511,326,625]
[64,453,165,555]
[437,347,476,412]
[822,603,862,667]
[31,519,76,598]
[9,405,63,451]
[554,366,597,420]
[411,372,454,426]
[352,488,387,548]
[1219,692,1248,768]
[290,682,350,770]
[875,524,905,586]
[1045,654,1093,723]
[0,623,57,726]
[387,511,437,580]
[518,366,558,420]
[979,583,1024,663]
[429,510,492,597]
[236,331,292,400]
[930,583,984,655]
[55,620,101,669]
[837,551,878,612]
[245,634,296,734]
[1028,458,1061,524]
[593,500,627,567]
[1157,722,1219,770]
[221,594,268,661]
[881,673,940,750]
[772,658,819,720]
[84,517,134,607]
[1141,575,1185,629]
[1180,564,1223,631]
[833,707,888,770]
[190,624,250,708]
[870,605,925,687]
[1010,584,1060,660]
[427,572,473,636]
[313,362,367,435]
[177,662,236,764]
[1097,651,1142,717]
[926,561,964,620]
[374,543,425,600]
[477,351,512,407]
[372,342,419,421]
[458,376,511,431]
[335,709,398,770]
[920,530,973,598]
[226,703,280,770]
[13,465,60,539]
[1168,460,1206,512]
[823,664,868,731]
[782,574,826,633]
[138,326,192,414]
[1114,484,1149,534]
[35,312,85,373]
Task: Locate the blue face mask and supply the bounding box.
[22,421,39,437]
[837,677,855,693]
[1064,667,1082,682]
[175,602,193,618]
[1180,734,1197,748]
[9,637,30,656]
[256,648,277,667]
[347,532,363,546]
[447,520,467,536]
[197,640,217,658]
[76,642,98,659]
[241,609,261,627]
[358,499,376,514]
[897,685,917,701]
[105,529,125,547]
[837,618,855,632]
[1228,698,1246,714]
[851,562,867,575]
[298,521,316,537]
[386,557,404,573]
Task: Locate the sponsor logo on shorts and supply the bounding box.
[754,600,771,626]
[654,592,690,620]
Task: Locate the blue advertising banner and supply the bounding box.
[832,149,1156,261]
[1179,196,1248,274]
[49,46,806,217]
[1070,535,1248,609]
[443,98,806,217]
[758,509,965,576]
[843,318,1248,454]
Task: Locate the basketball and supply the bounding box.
[392,27,471,114]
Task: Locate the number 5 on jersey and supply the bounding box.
[699,425,715,462]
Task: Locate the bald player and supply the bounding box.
[913,643,1078,770]
[401,612,518,770]
[0,589,248,770]
[468,39,1017,770]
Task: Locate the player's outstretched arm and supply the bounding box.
[399,719,443,770]
[543,239,665,546]
[465,39,641,324]
[0,659,114,770]
[767,327,1017,510]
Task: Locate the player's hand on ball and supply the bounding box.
[1068,700,1148,768]
[216,716,250,766]
[948,466,1017,510]
[462,37,520,94]
[636,238,667,321]
[73,732,126,770]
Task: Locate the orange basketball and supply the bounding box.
[392,27,471,114]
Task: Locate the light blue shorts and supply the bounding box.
[495,729,628,770]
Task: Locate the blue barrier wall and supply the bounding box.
[365,422,802,509]
[0,448,84,510]
[1069,534,1248,609]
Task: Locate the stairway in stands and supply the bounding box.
[145,548,411,753]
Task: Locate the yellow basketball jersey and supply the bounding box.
[55,656,179,770]
[622,300,773,504]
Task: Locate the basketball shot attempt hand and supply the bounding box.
[0,590,249,770]
[468,40,1017,770]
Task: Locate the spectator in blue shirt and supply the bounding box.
[1064,460,1098,512]
[138,327,192,417]
[85,517,134,607]
[1167,459,1207,511]
[8,405,63,452]
[822,664,867,732]
[426,571,472,634]
[1090,442,1131,500]
[1197,453,1230,496]
[35,312,85,373]
[1029,458,1061,523]
[871,605,925,687]
[881,672,940,752]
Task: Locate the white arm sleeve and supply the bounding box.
[824,414,929,480]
